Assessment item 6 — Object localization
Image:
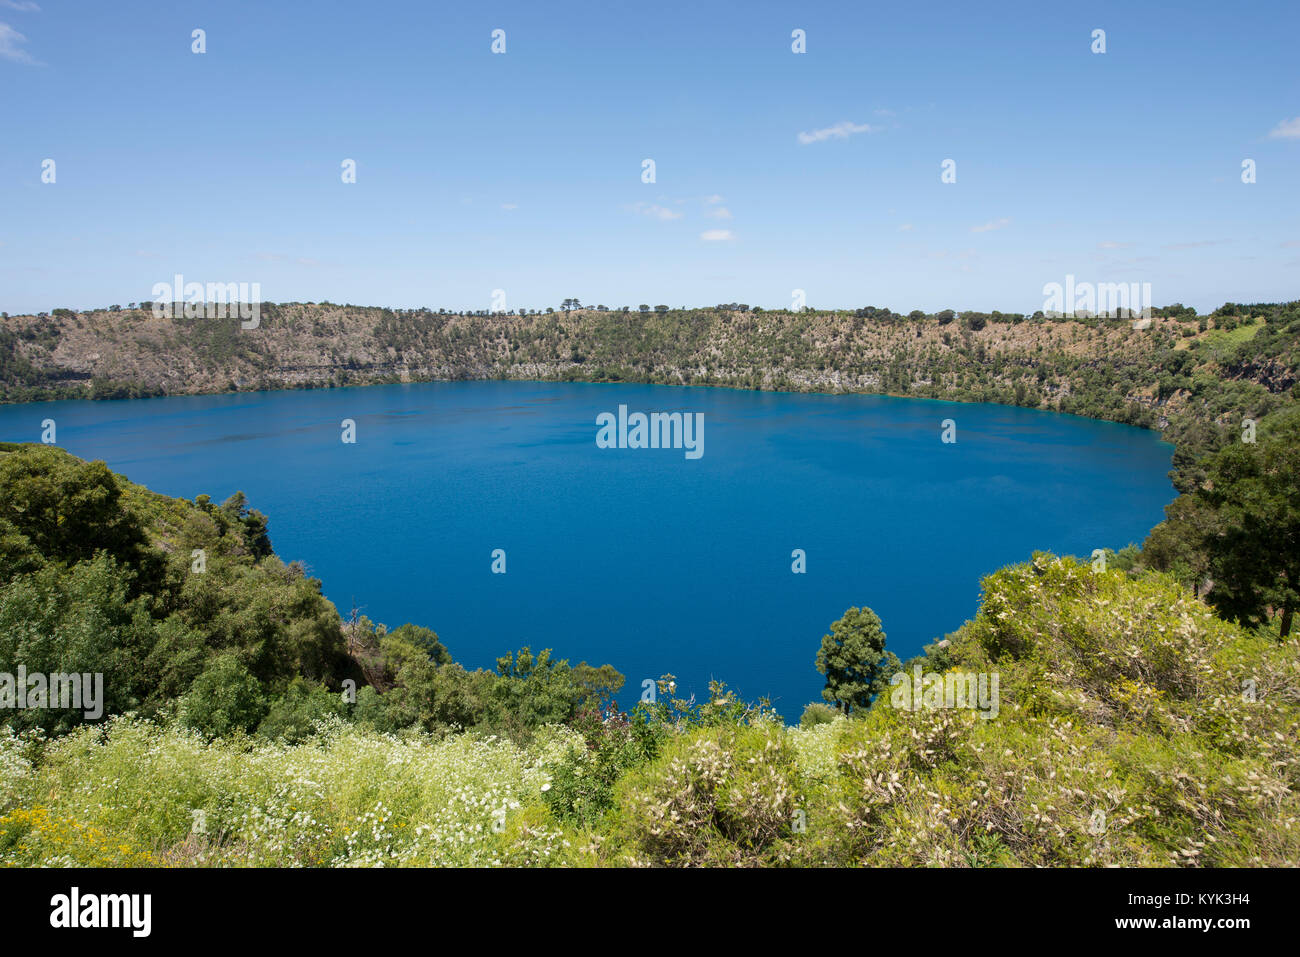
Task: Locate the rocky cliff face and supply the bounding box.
[2,303,1294,443]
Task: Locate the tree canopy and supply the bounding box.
[815,605,900,714]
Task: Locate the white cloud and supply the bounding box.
[500,203,518,210]
[700,229,734,242]
[0,2,41,12]
[898,223,914,232]
[1097,240,1133,249]
[797,120,878,144]
[633,203,682,221]
[706,206,732,219]
[0,22,37,63]
[1266,117,1300,140]
[704,194,725,205]
[970,217,1011,233]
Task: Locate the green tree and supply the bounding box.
[1142,494,1214,593]
[0,554,166,732]
[0,445,161,591]
[484,646,623,740]
[572,661,625,708]
[815,606,900,714]
[216,491,272,560]
[1199,409,1300,638]
[387,623,451,665]
[362,632,486,733]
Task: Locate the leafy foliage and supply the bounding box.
[1,554,1295,867]
[178,653,267,738]
[815,606,900,714]
[1197,407,1300,636]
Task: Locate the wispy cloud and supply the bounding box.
[898,223,914,232]
[1097,240,1133,249]
[1266,117,1300,140]
[632,202,682,221]
[700,229,734,242]
[704,194,725,205]
[0,22,38,63]
[706,206,732,220]
[797,120,878,144]
[970,217,1011,233]
[500,203,518,211]
[0,2,41,12]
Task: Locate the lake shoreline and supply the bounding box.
[10,302,1259,449]
[0,368,1177,443]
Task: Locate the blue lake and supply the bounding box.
[0,381,1175,720]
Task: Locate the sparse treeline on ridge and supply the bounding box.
[3,302,1295,439]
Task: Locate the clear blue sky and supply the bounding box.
[2,0,1297,315]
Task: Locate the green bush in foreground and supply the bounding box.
[2,555,1294,867]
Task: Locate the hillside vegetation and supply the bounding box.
[1,550,1294,867]
[0,440,1297,867]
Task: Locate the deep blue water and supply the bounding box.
[0,381,1175,720]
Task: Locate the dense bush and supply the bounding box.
[178,653,267,738]
[799,703,838,727]
[608,722,802,866]
[257,678,347,743]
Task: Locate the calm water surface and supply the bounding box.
[0,381,1175,719]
